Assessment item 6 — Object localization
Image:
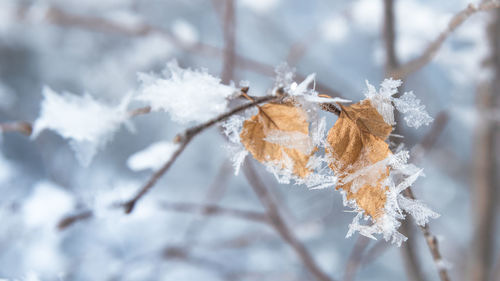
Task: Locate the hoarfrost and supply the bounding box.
[398,195,440,226]
[137,60,237,124]
[364,78,433,128]
[393,91,434,128]
[222,115,248,175]
[342,149,438,245]
[274,63,295,91]
[32,87,131,166]
[127,141,180,171]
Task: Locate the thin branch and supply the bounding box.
[404,188,450,281]
[122,95,280,213]
[220,0,236,84]
[383,1,428,280]
[383,0,399,75]
[57,210,93,230]
[159,201,269,224]
[1,106,151,137]
[391,0,500,79]
[343,236,370,281]
[15,4,343,98]
[470,7,500,281]
[0,121,32,136]
[128,106,151,117]
[242,160,334,281]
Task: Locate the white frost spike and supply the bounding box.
[32,87,130,166]
[395,168,424,193]
[136,60,237,124]
[364,79,401,125]
[222,115,246,144]
[365,78,432,128]
[290,73,316,96]
[398,195,440,226]
[127,141,180,171]
[393,91,433,128]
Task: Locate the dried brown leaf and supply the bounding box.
[327,100,392,219]
[240,103,314,178]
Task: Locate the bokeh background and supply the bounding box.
[0,0,499,280]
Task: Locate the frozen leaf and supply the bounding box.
[136,60,237,124]
[32,87,131,166]
[327,100,392,219]
[240,103,315,178]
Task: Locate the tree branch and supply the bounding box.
[242,160,334,281]
[122,95,280,213]
[343,236,370,281]
[403,188,450,281]
[15,4,343,98]
[0,121,32,136]
[159,201,269,224]
[391,0,500,79]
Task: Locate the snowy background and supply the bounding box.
[0,0,499,280]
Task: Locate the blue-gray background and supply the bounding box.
[0,0,498,280]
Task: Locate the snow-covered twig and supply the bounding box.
[391,0,500,78]
[122,95,280,214]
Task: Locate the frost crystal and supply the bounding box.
[32,87,131,166]
[222,115,249,175]
[398,195,440,226]
[127,141,180,171]
[137,60,237,124]
[343,150,439,245]
[274,63,295,91]
[393,91,434,128]
[365,78,433,129]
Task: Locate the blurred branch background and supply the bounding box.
[0,0,499,280]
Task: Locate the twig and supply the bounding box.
[220,0,236,84]
[383,0,399,75]
[343,236,370,281]
[404,188,450,281]
[471,7,500,281]
[57,210,93,230]
[0,121,32,136]
[15,4,343,98]
[159,201,269,224]
[383,1,428,280]
[127,106,151,117]
[382,0,451,280]
[391,0,500,78]
[122,95,280,213]
[1,105,152,138]
[242,160,334,281]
